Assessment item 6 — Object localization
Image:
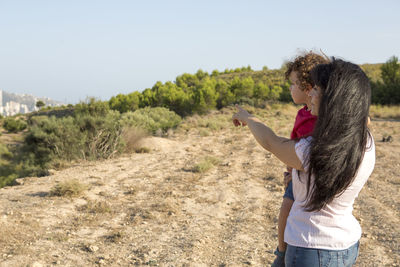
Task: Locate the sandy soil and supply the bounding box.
[0,111,399,266]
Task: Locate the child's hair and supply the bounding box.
[285,51,329,91]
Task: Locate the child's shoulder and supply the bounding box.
[296,106,313,118]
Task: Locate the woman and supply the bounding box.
[232,59,375,266]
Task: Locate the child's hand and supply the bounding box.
[232,105,251,127]
[283,171,292,188]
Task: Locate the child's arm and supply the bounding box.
[232,105,303,171]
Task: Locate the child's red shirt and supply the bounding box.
[290,106,317,139]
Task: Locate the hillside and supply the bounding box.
[0,105,399,266]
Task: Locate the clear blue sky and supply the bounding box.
[0,0,399,104]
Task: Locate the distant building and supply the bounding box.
[0,89,63,116]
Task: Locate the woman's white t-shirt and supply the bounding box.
[284,136,375,250]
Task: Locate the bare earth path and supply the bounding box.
[0,113,399,266]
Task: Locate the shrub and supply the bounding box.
[50,179,88,197]
[24,116,85,166]
[192,156,221,173]
[0,143,12,161]
[3,117,27,133]
[75,110,124,159]
[78,200,112,214]
[0,144,18,187]
[121,107,181,135]
[23,110,124,168]
[74,97,110,117]
[121,127,148,153]
[0,174,17,188]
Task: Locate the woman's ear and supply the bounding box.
[304,84,312,95]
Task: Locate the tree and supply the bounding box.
[195,69,208,81]
[215,80,235,109]
[36,100,45,109]
[109,92,141,113]
[371,56,400,104]
[254,82,270,100]
[154,82,190,115]
[191,77,218,113]
[140,88,155,108]
[231,77,254,101]
[381,56,400,86]
[175,73,200,90]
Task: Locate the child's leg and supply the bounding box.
[272,181,294,267]
[278,197,294,252]
[278,179,294,252]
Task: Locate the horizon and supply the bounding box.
[0,1,399,104]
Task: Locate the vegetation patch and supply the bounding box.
[369,105,400,120]
[78,200,112,214]
[121,127,148,153]
[50,179,88,197]
[121,107,181,135]
[104,230,125,243]
[192,156,221,173]
[2,117,27,133]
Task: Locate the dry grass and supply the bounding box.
[104,229,125,243]
[49,179,88,197]
[192,156,221,173]
[370,105,400,120]
[121,126,148,153]
[78,200,112,214]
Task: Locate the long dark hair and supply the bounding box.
[305,59,371,212]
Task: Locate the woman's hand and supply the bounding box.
[232,105,252,127]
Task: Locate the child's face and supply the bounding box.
[289,71,310,105]
[309,85,322,116]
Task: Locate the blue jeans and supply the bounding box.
[285,241,359,267]
[283,180,294,201]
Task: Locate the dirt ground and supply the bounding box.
[0,108,399,266]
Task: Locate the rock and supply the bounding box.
[31,262,43,267]
[382,135,393,142]
[89,245,99,252]
[14,178,24,185]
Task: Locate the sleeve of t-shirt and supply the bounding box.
[295,137,312,171]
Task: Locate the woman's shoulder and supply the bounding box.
[294,137,313,166]
[296,136,313,147]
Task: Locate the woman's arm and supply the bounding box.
[233,105,304,171]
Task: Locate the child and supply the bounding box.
[271,52,328,267]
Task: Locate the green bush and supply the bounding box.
[0,144,18,187]
[75,110,124,159]
[22,110,124,171]
[192,156,221,173]
[121,107,181,135]
[50,179,88,197]
[3,117,27,133]
[74,97,110,117]
[0,143,13,161]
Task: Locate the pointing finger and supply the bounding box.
[235,104,245,112]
